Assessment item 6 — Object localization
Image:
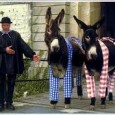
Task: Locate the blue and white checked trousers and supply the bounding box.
[68,37,82,86]
[49,39,73,101]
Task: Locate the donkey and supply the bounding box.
[73,15,115,110]
[45,7,85,109]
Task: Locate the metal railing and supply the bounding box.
[15,58,48,82]
[15,58,64,83]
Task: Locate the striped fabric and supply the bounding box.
[100,37,115,95]
[84,66,96,98]
[84,39,109,98]
[64,39,73,98]
[68,37,83,86]
[98,39,109,98]
[68,37,82,48]
[49,38,73,101]
[49,67,59,101]
[108,72,115,93]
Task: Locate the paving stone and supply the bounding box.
[15,81,115,113]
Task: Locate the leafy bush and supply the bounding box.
[14,55,49,100]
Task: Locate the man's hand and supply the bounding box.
[33,55,40,62]
[5,46,15,54]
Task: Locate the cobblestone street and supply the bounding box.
[2,81,115,114]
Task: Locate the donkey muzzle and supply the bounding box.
[91,54,97,60]
[52,46,59,52]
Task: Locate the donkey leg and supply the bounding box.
[99,87,107,109]
[105,87,108,96]
[108,75,115,103]
[84,65,96,110]
[104,87,113,103]
[76,67,83,99]
[50,101,57,109]
[77,86,83,99]
[49,66,59,109]
[108,92,113,104]
[99,81,108,109]
[90,97,96,110]
[64,98,71,109]
[63,70,72,109]
[100,97,106,109]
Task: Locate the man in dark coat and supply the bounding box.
[0,17,39,111]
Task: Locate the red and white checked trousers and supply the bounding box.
[108,71,115,93]
[84,40,109,98]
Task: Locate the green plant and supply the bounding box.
[14,51,49,100]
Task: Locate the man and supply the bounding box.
[0,17,39,111]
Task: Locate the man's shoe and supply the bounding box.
[6,104,15,110]
[0,105,4,111]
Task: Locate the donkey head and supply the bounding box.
[45,7,65,52]
[73,15,105,60]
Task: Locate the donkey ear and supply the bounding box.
[92,16,105,30]
[55,9,65,25]
[73,15,88,31]
[46,7,52,25]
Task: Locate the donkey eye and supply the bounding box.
[86,36,90,39]
[47,28,52,34]
[85,36,90,42]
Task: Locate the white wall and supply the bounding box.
[0,3,31,43]
[31,2,70,51]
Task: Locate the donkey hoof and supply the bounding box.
[78,96,82,100]
[100,104,106,109]
[50,104,56,109]
[65,104,70,109]
[108,100,113,104]
[89,105,95,111]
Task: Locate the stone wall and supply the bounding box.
[69,2,101,39]
[0,2,101,67]
[69,2,78,38]
[0,2,101,49]
[31,2,101,67]
[0,3,31,43]
[31,2,70,51]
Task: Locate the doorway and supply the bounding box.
[101,2,115,38]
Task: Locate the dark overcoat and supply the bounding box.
[0,30,35,74]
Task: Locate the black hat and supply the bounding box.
[0,17,12,23]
